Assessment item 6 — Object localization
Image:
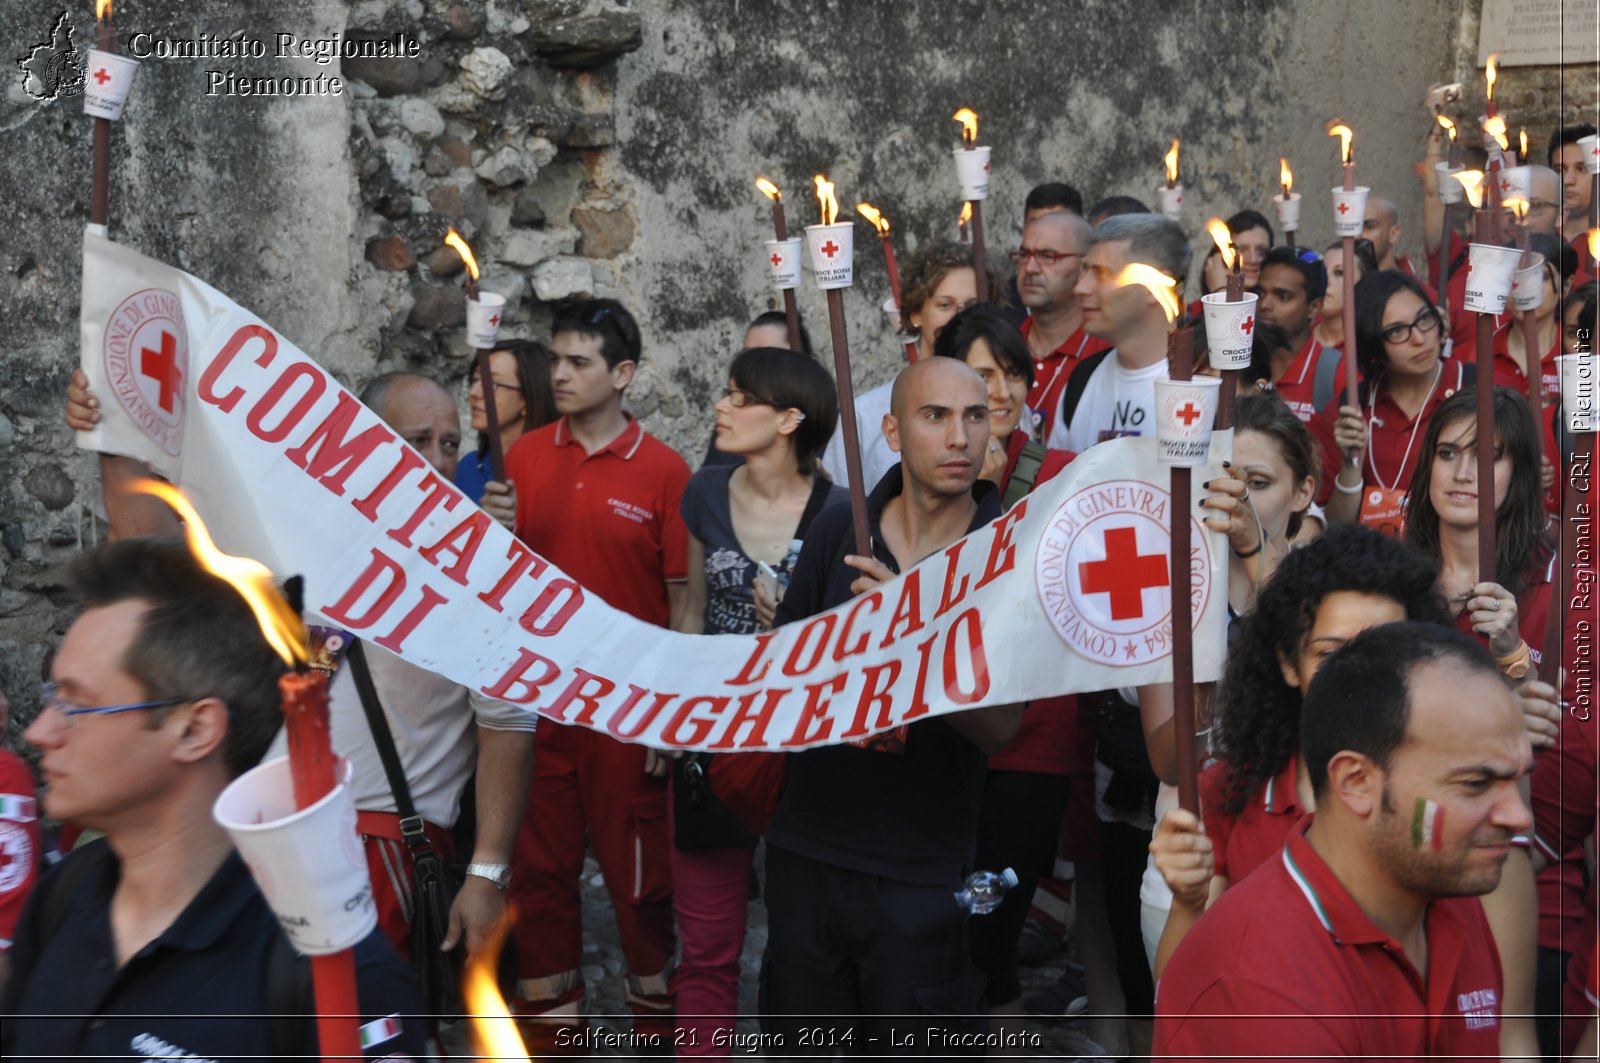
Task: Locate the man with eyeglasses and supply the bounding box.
[1013,210,1111,440]
[503,297,689,1051]
[2,537,425,1060]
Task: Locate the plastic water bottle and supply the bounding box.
[954,867,1018,915]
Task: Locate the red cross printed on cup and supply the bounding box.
[820,240,840,259]
[771,252,783,267]
[1175,402,1203,426]
[94,68,111,85]
[1336,201,1350,215]
[1078,526,1170,621]
[488,313,500,326]
[1239,315,1255,335]
[140,331,181,414]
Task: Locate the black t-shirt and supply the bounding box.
[767,464,1002,886]
[0,840,426,1061]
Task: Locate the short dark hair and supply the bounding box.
[1527,231,1579,285]
[1235,391,1320,538]
[1354,269,1443,381]
[1227,209,1275,246]
[552,298,641,370]
[1261,246,1328,302]
[1086,195,1151,226]
[727,347,839,475]
[1325,237,1380,277]
[1570,280,1599,344]
[1025,182,1084,216]
[1548,124,1598,164]
[1302,621,1504,800]
[67,537,287,778]
[746,310,814,358]
[931,304,1035,388]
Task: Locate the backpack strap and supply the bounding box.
[1002,440,1049,511]
[1058,350,1113,438]
[345,640,434,860]
[1311,345,1348,414]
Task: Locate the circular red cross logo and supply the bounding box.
[102,287,188,456]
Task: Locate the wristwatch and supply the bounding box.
[1495,641,1533,681]
[465,862,512,890]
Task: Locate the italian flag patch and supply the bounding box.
[359,1014,402,1049]
[0,794,35,822]
[1412,799,1444,851]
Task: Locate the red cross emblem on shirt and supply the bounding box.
[771,252,783,267]
[140,330,181,414]
[1174,402,1202,426]
[1078,526,1169,621]
[1336,201,1350,215]
[93,68,111,85]
[1239,315,1255,335]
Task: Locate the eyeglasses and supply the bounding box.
[1380,308,1443,345]
[40,681,195,727]
[469,376,522,395]
[721,386,777,409]
[1523,198,1560,214]
[1009,248,1082,268]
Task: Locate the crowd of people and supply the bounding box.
[0,111,1597,1062]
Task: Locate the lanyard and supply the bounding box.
[1366,361,1444,492]
[1291,337,1321,387]
[1034,330,1091,432]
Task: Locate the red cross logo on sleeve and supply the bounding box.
[93,68,111,85]
[771,252,783,267]
[1336,201,1350,215]
[140,331,182,414]
[1078,526,1169,620]
[1239,315,1254,335]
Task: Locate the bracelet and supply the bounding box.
[1334,476,1363,495]
[1494,639,1531,667]
[1233,541,1263,559]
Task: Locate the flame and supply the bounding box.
[1456,170,1486,209]
[1519,129,1528,160]
[1484,115,1510,151]
[813,175,838,226]
[1111,263,1181,325]
[959,201,972,227]
[1437,115,1457,140]
[855,202,889,234]
[135,480,308,668]
[1486,54,1498,100]
[463,911,529,1060]
[1204,218,1238,271]
[952,107,978,145]
[1279,158,1293,196]
[1327,122,1353,164]
[755,176,780,201]
[1164,138,1180,184]
[1505,195,1529,221]
[1589,228,1600,260]
[444,229,480,282]
[95,0,111,19]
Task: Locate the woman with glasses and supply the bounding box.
[667,345,842,1059]
[1316,270,1470,529]
[455,339,557,504]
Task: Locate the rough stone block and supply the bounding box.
[572,201,635,259]
[400,99,446,138]
[24,464,73,511]
[531,256,595,301]
[439,3,485,41]
[475,144,532,187]
[424,246,466,277]
[345,54,422,96]
[408,284,469,330]
[499,228,573,266]
[460,47,514,99]
[529,12,644,69]
[365,236,416,271]
[511,187,547,226]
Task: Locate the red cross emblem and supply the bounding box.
[140,330,182,414]
[1078,526,1169,621]
[1336,201,1350,215]
[820,240,840,259]
[1174,402,1202,426]
[93,67,111,85]
[487,313,500,326]
[771,252,783,267]
[1591,143,1600,157]
[1239,315,1254,335]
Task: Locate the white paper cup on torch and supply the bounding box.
[1273,193,1301,233]
[1511,257,1547,311]
[1462,243,1522,314]
[764,238,803,290]
[1558,354,1600,433]
[82,50,140,121]
[1159,185,1184,221]
[1579,134,1600,175]
[1434,163,1466,205]
[465,291,506,350]
[881,296,902,334]
[952,146,993,201]
[214,755,375,955]
[1496,165,1532,206]
[1330,186,1370,237]
[804,223,854,290]
[1200,292,1261,370]
[1153,376,1222,467]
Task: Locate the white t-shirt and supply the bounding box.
[819,379,897,494]
[1047,350,1169,453]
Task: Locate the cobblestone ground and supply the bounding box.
[447,852,1108,1061]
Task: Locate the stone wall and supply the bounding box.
[0,0,1591,738]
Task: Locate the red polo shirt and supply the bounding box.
[1313,359,1469,506]
[1273,335,1337,424]
[1531,709,1595,959]
[1156,819,1503,1063]
[1021,317,1111,442]
[1199,755,1304,885]
[506,414,690,627]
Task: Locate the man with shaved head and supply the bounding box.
[761,356,1024,1050]
[1015,210,1111,439]
[1361,196,1417,276]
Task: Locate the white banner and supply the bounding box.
[78,229,1230,750]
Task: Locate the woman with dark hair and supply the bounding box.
[1312,238,1376,350]
[456,339,557,504]
[667,346,842,1057]
[930,305,1043,489]
[1317,269,1471,527]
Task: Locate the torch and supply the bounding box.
[805,175,871,556]
[857,202,920,365]
[958,202,972,244]
[139,482,365,1063]
[1201,218,1252,431]
[445,230,508,483]
[952,108,991,303]
[1505,198,1549,468]
[1275,158,1300,247]
[756,177,805,353]
[1435,116,1462,312]
[1463,199,1522,581]
[464,911,531,1059]
[1160,139,1183,221]
[85,0,139,230]
[1485,53,1500,119]
[1328,122,1365,409]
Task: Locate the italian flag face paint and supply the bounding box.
[1412,798,1445,850]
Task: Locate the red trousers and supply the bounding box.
[509,722,674,1033]
[357,810,456,960]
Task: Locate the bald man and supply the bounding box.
[1361,196,1414,275]
[1016,211,1111,439]
[762,357,1024,1051]
[1517,165,1566,237]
